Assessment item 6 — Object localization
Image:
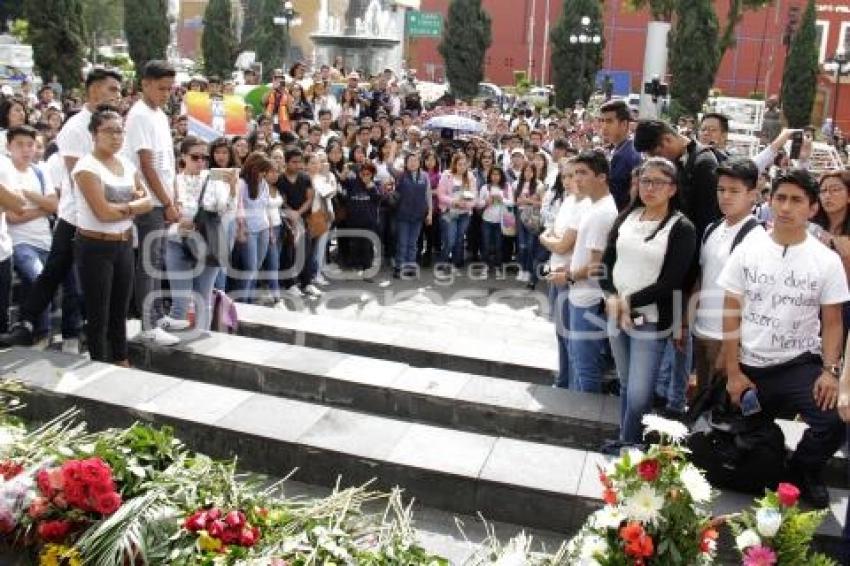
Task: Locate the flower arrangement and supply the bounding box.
[730,482,838,566]
[181,506,263,555]
[566,415,719,565]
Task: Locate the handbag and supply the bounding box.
[519,205,544,234]
[183,177,228,266]
[500,205,517,236]
[306,199,330,238]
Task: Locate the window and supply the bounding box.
[840,21,850,55]
[816,21,830,63]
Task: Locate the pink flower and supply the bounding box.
[743,545,777,566]
[225,510,246,528]
[28,496,49,519]
[776,483,800,507]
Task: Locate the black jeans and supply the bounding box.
[0,257,11,333]
[76,236,134,363]
[134,207,165,330]
[17,218,82,338]
[281,232,316,289]
[742,354,846,473]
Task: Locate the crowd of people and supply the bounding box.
[2,59,850,527]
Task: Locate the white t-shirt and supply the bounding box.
[569,194,618,307]
[611,209,684,324]
[549,194,587,270]
[0,158,14,261]
[0,162,54,250]
[122,100,175,207]
[170,171,238,238]
[55,105,93,225]
[694,216,764,340]
[73,154,137,234]
[717,232,850,367]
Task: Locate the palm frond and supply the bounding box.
[75,489,181,566]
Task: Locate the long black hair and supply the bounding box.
[607,157,684,246]
[813,171,850,236]
[210,137,237,168]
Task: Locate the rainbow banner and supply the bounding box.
[184,91,248,141]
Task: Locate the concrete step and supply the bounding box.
[127,328,620,452]
[234,301,559,385]
[1,348,846,554]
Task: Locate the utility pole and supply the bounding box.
[528,0,537,82]
[541,0,551,85]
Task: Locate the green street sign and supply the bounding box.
[406,11,443,38]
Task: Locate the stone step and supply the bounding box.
[234,301,559,385]
[126,328,620,452]
[1,348,846,550]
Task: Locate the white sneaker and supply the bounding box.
[61,338,80,355]
[303,284,323,297]
[157,316,191,332]
[284,285,304,297]
[274,300,289,310]
[140,327,180,347]
[315,274,330,286]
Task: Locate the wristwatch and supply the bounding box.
[824,364,841,377]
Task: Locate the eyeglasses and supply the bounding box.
[638,177,673,190]
[189,154,209,162]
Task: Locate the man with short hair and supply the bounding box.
[277,148,319,297]
[549,149,618,393]
[692,158,764,397]
[599,99,641,210]
[317,110,337,148]
[0,67,122,350]
[124,60,183,346]
[721,168,848,509]
[698,112,730,158]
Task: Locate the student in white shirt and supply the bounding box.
[720,168,849,509]
[123,60,180,346]
[692,158,764,397]
[2,126,57,341]
[0,68,122,352]
[547,149,619,393]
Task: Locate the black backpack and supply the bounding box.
[701,217,762,251]
[686,379,787,494]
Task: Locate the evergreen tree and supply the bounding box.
[125,0,169,74]
[438,0,492,100]
[668,0,721,118]
[241,0,263,48]
[81,0,125,62]
[242,0,289,81]
[781,0,819,128]
[25,0,87,89]
[202,0,238,78]
[549,0,604,108]
[0,2,24,33]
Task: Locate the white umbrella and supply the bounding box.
[424,115,484,133]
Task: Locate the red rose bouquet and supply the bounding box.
[182,505,263,556]
[26,457,122,543]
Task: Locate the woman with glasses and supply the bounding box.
[599,157,696,449]
[165,136,238,329]
[812,171,850,340]
[72,107,151,364]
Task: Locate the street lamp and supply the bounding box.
[273,1,302,29]
[824,49,850,139]
[569,15,601,103]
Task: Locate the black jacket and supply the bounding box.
[677,140,721,243]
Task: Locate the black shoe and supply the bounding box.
[790,462,830,509]
[0,323,34,347]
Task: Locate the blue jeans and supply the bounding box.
[312,231,329,277]
[261,224,282,298]
[235,228,269,303]
[481,221,503,267]
[440,213,470,266]
[551,285,572,388]
[164,239,220,330]
[568,301,608,393]
[610,324,668,443]
[12,244,50,335]
[656,333,692,413]
[214,216,237,290]
[516,219,539,274]
[395,218,423,270]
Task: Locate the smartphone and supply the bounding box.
[741,388,762,416]
[790,131,803,160]
[209,168,229,182]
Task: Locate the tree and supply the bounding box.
[81,0,125,62]
[438,0,492,100]
[124,0,169,74]
[243,0,289,81]
[668,0,721,118]
[202,0,238,78]
[0,2,24,33]
[549,0,605,108]
[241,0,263,48]
[781,0,818,127]
[624,0,675,22]
[25,0,87,89]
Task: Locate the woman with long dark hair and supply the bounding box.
[599,157,696,448]
[812,170,850,339]
[234,152,276,303]
[0,98,28,154]
[419,150,442,266]
[514,162,545,288]
[436,152,477,272]
[394,152,432,277]
[289,83,314,122]
[477,166,512,273]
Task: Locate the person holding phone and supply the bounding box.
[262,69,293,134]
[721,169,848,509]
[599,157,696,450]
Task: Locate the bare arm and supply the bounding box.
[75,171,150,222]
[571,249,604,282]
[0,183,25,214]
[722,291,755,405]
[541,228,577,255]
[137,149,172,206]
[7,209,47,224]
[21,190,58,214]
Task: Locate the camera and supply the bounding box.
[789,131,803,160]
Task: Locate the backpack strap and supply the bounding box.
[702,219,723,245]
[730,217,761,252]
[31,165,46,195]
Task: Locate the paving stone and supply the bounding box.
[216,394,329,442]
[387,424,495,478]
[73,368,177,407]
[141,380,254,425]
[390,367,473,399]
[454,375,537,412]
[480,438,584,495]
[297,408,411,461]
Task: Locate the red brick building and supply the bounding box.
[410,0,850,129]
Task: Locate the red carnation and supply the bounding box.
[225,510,246,528]
[36,470,53,498]
[0,460,23,480]
[61,460,83,484]
[80,458,112,484]
[208,519,226,539]
[28,496,49,519]
[37,519,73,542]
[239,526,260,547]
[777,483,801,507]
[637,458,660,482]
[603,488,617,505]
[207,507,221,521]
[700,528,718,553]
[220,527,240,545]
[63,481,88,510]
[184,511,208,532]
[94,491,122,515]
[620,521,644,543]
